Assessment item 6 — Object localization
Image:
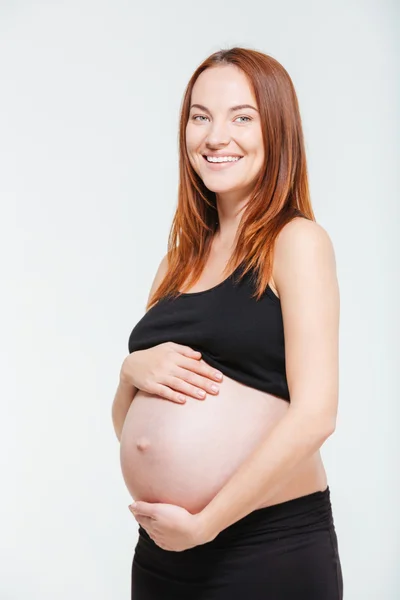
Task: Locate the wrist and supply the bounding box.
[194,509,219,545]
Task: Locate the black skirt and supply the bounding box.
[131,486,343,599]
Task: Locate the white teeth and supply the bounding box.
[206,156,241,163]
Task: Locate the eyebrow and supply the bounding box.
[190,103,259,113]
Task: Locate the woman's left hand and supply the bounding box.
[128,500,212,552]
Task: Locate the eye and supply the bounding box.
[191,115,252,123]
[192,115,209,122]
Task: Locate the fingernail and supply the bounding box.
[215,371,223,380]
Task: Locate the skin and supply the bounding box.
[127,65,339,552]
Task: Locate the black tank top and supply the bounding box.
[128,262,290,402]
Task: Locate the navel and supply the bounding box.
[136,436,151,451]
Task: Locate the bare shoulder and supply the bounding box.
[275,216,336,261]
[147,253,169,305]
[272,217,337,300]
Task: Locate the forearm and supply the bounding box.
[111,379,138,441]
[199,406,334,541]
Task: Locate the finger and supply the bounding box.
[168,343,202,360]
[135,515,154,527]
[178,356,224,383]
[173,368,221,397]
[152,383,187,404]
[164,375,209,400]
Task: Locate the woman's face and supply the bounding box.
[185,65,264,197]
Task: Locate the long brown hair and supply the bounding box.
[147,47,315,309]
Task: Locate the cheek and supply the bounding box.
[186,152,201,177]
[185,125,198,151]
[186,148,198,166]
[250,141,265,167]
[243,128,263,155]
[186,122,208,151]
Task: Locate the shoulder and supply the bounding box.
[272,217,337,299]
[275,216,335,262]
[147,253,169,304]
[157,253,170,276]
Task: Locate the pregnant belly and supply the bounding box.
[119,374,289,514]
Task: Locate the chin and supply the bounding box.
[203,180,242,194]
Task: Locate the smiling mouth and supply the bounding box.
[202,155,243,163]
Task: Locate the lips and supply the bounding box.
[202,155,243,162]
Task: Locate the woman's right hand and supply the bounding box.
[120,342,223,404]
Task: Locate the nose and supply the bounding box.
[205,120,231,148]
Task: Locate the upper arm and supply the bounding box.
[146,253,169,307]
[273,218,340,429]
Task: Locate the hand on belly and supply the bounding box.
[119,376,289,513]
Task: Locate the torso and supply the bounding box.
[119,247,328,514]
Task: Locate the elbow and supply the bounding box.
[316,413,337,442]
[308,416,336,450]
[308,419,336,448]
[321,417,336,440]
[290,405,337,443]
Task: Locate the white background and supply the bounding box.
[2,1,399,598]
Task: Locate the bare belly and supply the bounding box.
[119,373,327,514]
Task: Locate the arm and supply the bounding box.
[111,379,138,441]
[198,218,340,541]
[111,253,170,441]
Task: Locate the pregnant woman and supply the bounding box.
[112,47,343,599]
